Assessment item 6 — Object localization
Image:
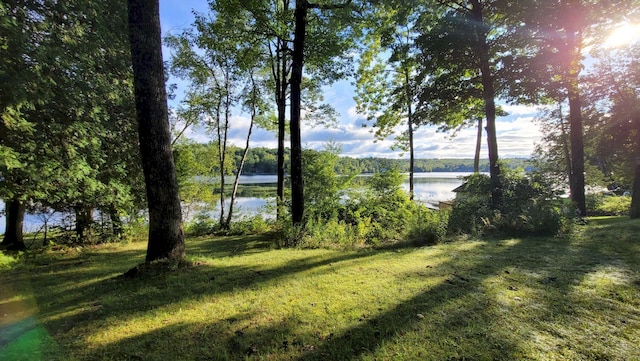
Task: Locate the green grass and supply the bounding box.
[1,217,640,360]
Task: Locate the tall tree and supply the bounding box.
[166,3,271,230]
[415,0,508,208]
[584,43,640,217]
[508,0,640,216]
[127,0,185,261]
[289,0,354,226]
[2,0,143,247]
[355,4,421,199]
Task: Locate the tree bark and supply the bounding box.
[630,156,640,219]
[474,117,482,173]
[75,205,94,242]
[404,68,415,200]
[289,0,308,227]
[108,205,124,238]
[470,0,501,208]
[276,40,288,220]
[127,0,185,262]
[226,74,258,227]
[2,198,26,251]
[558,101,573,194]
[564,28,587,217]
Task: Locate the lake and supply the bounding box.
[0,172,470,233]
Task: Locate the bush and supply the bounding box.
[227,215,272,235]
[277,167,443,249]
[448,170,568,237]
[595,195,631,216]
[299,217,369,249]
[407,208,449,246]
[185,212,216,236]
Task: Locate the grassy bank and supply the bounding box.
[1,217,639,360]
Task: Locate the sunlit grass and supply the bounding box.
[1,217,639,360]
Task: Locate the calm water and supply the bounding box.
[0,172,469,232]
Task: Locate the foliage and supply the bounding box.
[225,215,273,236]
[184,212,218,237]
[406,207,449,246]
[186,211,274,237]
[298,217,370,249]
[1,0,144,245]
[587,195,632,217]
[173,141,220,220]
[449,170,568,237]
[282,166,448,248]
[303,147,355,219]
[235,146,534,175]
[354,1,421,166]
[0,251,17,270]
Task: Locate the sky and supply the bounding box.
[157,1,565,160]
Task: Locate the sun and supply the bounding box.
[604,22,640,48]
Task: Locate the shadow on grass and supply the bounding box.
[4,218,640,360]
[14,238,378,345]
[186,234,276,258]
[291,219,640,360]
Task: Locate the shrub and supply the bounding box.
[407,207,450,246]
[299,217,369,249]
[449,170,568,237]
[185,212,216,236]
[596,195,631,216]
[228,215,272,235]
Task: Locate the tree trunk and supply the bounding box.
[404,69,415,200]
[289,0,308,227]
[276,49,288,220]
[109,205,124,238]
[218,109,227,229]
[226,74,258,227]
[630,156,640,219]
[2,198,26,251]
[564,29,586,217]
[75,205,94,243]
[558,101,573,194]
[474,117,482,173]
[127,0,185,262]
[470,0,501,209]
[268,26,290,222]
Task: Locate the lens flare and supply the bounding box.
[605,23,640,48]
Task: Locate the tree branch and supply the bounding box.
[308,0,352,10]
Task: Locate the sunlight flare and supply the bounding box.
[605,23,640,48]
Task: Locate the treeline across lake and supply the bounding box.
[223,146,534,175]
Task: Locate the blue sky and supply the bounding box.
[159,1,543,159]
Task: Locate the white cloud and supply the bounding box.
[501,104,540,116]
[346,106,361,120]
[161,1,545,160]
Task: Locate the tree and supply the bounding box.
[355,4,421,199]
[2,1,143,248]
[225,72,270,227]
[415,0,508,208]
[127,0,185,262]
[166,3,272,230]
[509,0,640,216]
[290,0,355,226]
[584,43,640,217]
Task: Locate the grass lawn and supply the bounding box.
[1,217,640,360]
